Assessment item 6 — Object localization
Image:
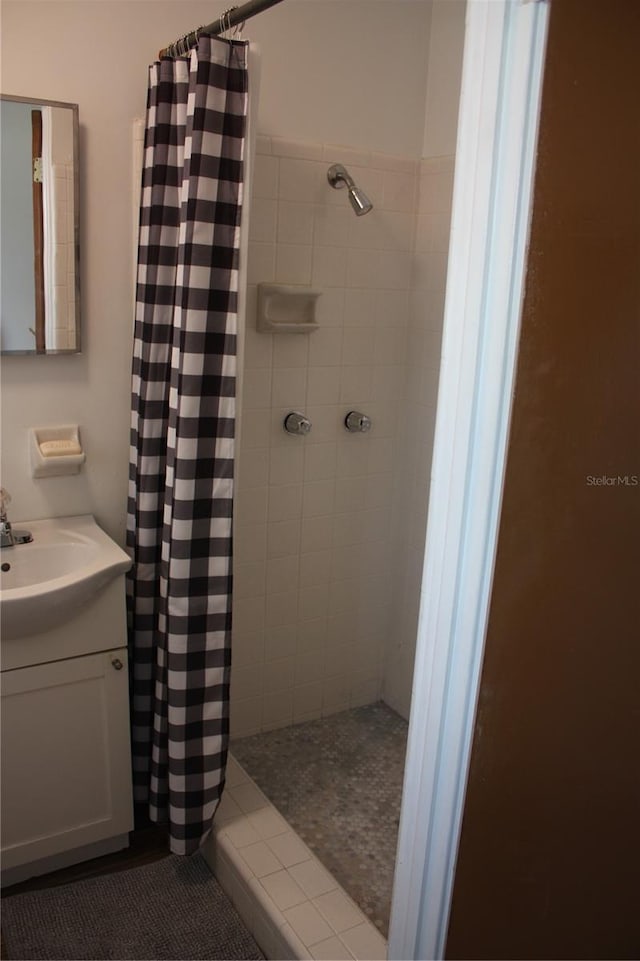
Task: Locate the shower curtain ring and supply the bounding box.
[219,6,238,39]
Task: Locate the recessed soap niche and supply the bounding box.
[256,283,321,334]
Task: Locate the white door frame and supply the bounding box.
[388,2,550,958]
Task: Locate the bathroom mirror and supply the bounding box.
[0,95,80,354]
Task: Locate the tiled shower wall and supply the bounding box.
[383,155,455,718]
[230,139,454,736]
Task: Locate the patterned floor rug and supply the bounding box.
[232,701,408,937]
[1,852,264,960]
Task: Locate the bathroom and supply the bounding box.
[4,1,638,958]
[1,0,464,957]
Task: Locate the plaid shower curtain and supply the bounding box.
[126,36,248,855]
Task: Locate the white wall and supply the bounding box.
[422,0,466,158]
[0,0,433,545]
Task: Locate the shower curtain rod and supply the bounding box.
[159,0,285,58]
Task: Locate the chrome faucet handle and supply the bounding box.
[0,487,11,520]
[0,489,32,548]
[284,412,312,436]
[344,411,372,433]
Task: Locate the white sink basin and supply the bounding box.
[0,515,132,640]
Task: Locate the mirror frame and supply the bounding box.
[0,94,80,355]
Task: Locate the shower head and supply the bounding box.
[327,163,373,216]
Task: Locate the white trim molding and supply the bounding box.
[388,2,550,959]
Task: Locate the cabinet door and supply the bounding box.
[1,648,134,870]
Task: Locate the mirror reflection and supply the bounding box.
[0,95,80,354]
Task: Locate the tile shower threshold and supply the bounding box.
[204,754,387,961]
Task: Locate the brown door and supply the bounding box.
[445,0,640,958]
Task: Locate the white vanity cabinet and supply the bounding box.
[0,576,134,886]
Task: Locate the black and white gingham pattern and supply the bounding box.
[126,36,248,855]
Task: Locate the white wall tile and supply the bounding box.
[293,682,323,722]
[304,406,342,444]
[248,242,276,284]
[266,831,313,869]
[339,366,373,405]
[312,246,348,288]
[339,922,387,961]
[313,889,365,934]
[240,841,282,878]
[253,154,279,198]
[231,664,264,701]
[263,656,295,695]
[256,135,272,156]
[298,584,330,623]
[266,556,300,597]
[235,560,267,599]
[304,443,337,483]
[289,861,338,900]
[310,935,355,960]
[313,205,351,248]
[241,409,271,449]
[382,170,417,212]
[273,335,310,369]
[344,289,378,328]
[301,516,334,554]
[278,158,326,204]
[232,630,265,669]
[269,446,305,487]
[267,519,302,559]
[308,328,343,367]
[244,327,273,370]
[346,249,380,290]
[283,901,334,949]
[302,479,336,518]
[307,367,341,406]
[250,198,278,243]
[260,869,308,911]
[230,697,263,739]
[296,617,328,653]
[268,483,304,523]
[299,550,332,589]
[234,596,266,634]
[234,517,267,563]
[235,487,268,527]
[271,138,324,161]
[342,329,375,367]
[262,690,294,730]
[315,288,345,327]
[243,365,272,409]
[276,244,313,285]
[323,144,371,168]
[266,590,299,629]
[264,622,297,661]
[334,476,367,513]
[277,202,315,245]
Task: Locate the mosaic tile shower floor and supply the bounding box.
[231,702,408,938]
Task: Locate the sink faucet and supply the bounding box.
[0,488,33,549]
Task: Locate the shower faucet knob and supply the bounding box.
[284,412,312,436]
[344,411,372,433]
